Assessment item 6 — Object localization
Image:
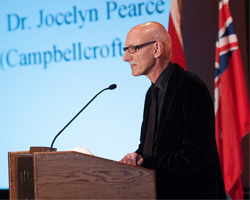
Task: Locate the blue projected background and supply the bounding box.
[0,0,171,189]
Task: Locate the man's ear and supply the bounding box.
[153,42,163,58]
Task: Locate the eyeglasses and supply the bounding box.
[123,41,156,54]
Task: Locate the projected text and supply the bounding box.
[0,38,123,70]
[7,0,165,31]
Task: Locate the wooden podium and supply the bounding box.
[9,147,156,199]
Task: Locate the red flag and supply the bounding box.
[168,0,187,70]
[214,0,250,199]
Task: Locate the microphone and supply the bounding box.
[50,84,117,152]
[108,84,117,90]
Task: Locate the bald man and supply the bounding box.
[120,22,226,199]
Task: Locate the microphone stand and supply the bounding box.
[50,84,117,152]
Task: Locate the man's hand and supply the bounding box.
[119,152,143,166]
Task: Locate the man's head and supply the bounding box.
[123,22,172,82]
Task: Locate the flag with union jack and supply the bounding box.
[214,0,250,199]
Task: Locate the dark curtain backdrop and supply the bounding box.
[182,0,249,191]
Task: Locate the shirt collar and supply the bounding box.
[154,61,175,92]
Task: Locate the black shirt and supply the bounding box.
[154,61,175,126]
[152,61,175,154]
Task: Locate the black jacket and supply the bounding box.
[136,64,226,199]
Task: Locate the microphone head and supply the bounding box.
[108,84,117,90]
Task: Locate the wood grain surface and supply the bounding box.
[8,147,57,199]
[33,151,156,199]
[8,151,29,200]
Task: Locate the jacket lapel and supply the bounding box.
[155,64,184,150]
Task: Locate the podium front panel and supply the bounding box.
[33,151,156,199]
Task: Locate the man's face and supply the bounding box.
[123,30,156,77]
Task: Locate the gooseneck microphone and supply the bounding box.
[50,84,117,152]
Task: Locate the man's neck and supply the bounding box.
[147,59,171,83]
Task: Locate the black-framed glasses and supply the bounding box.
[123,41,156,54]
